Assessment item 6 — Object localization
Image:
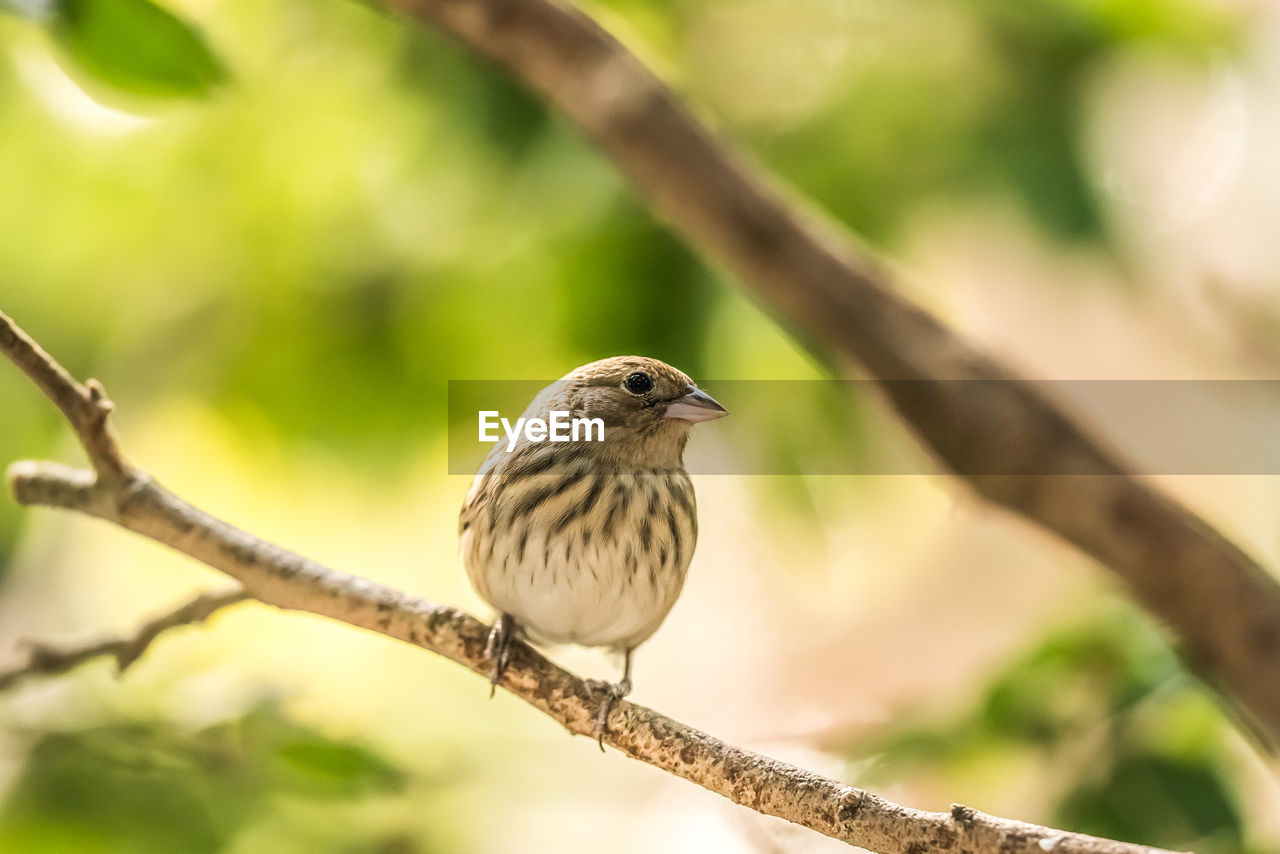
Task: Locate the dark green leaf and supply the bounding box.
[1054,754,1244,853]
[53,0,226,100]
[0,704,413,853]
[274,739,406,797]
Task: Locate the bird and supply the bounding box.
[459,356,727,739]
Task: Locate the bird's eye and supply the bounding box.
[624,371,654,395]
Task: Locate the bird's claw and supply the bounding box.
[486,614,515,698]
[583,677,631,752]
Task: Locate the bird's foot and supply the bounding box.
[486,614,516,698]
[583,676,632,752]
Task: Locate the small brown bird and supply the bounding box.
[459,356,726,734]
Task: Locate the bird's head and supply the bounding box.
[529,355,727,469]
[564,356,725,427]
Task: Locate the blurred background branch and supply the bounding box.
[0,586,249,690]
[381,0,1280,750]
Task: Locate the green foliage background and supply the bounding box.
[0,0,1273,852]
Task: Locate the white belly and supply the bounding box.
[460,470,696,651]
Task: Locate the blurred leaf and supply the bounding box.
[398,30,552,164]
[1062,0,1238,51]
[0,728,229,854]
[553,198,718,374]
[0,704,411,853]
[1055,754,1243,854]
[274,738,405,798]
[737,0,1239,246]
[847,609,1248,852]
[975,616,1174,745]
[52,0,226,100]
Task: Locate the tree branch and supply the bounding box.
[0,323,1182,854]
[377,0,1280,748]
[0,586,250,690]
[0,310,127,482]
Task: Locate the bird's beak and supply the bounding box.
[664,386,728,423]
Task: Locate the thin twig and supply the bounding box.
[0,587,250,690]
[0,321,1185,854]
[0,310,128,481]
